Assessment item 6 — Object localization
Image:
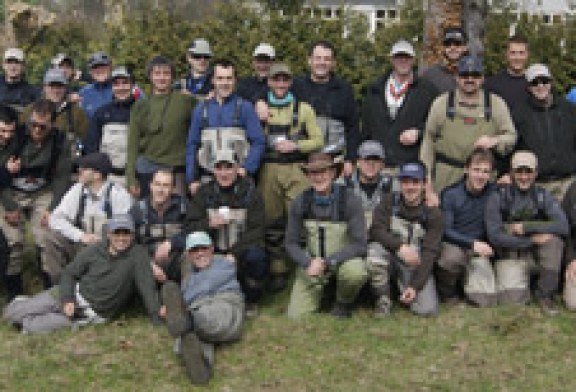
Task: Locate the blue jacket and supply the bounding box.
[181,256,241,306]
[79,81,113,119]
[185,94,265,183]
[84,97,134,154]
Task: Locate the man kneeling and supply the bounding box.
[162,231,244,385]
[3,214,162,333]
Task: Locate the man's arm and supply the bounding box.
[369,195,403,251]
[409,207,443,291]
[491,95,517,156]
[295,104,324,153]
[230,188,265,257]
[441,188,475,249]
[49,184,85,242]
[83,109,104,154]
[485,191,532,249]
[125,102,142,189]
[523,190,569,237]
[183,186,211,233]
[133,247,162,325]
[185,105,204,184]
[240,101,266,176]
[59,245,93,305]
[284,195,313,269]
[419,96,445,175]
[49,137,72,211]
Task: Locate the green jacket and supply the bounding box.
[126,91,196,187]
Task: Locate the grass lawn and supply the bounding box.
[1,285,575,392]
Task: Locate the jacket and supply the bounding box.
[181,256,241,306]
[85,97,134,154]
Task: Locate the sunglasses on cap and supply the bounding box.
[529,77,551,86]
[191,54,210,60]
[459,72,482,79]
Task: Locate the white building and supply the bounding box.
[491,0,576,24]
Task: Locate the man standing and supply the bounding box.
[85,66,136,184]
[485,151,568,314]
[511,63,576,200]
[437,148,497,306]
[162,231,244,385]
[420,27,468,93]
[127,56,195,198]
[0,48,40,113]
[2,99,72,298]
[484,34,530,111]
[362,40,438,174]
[78,52,113,119]
[3,214,162,333]
[186,151,266,309]
[46,152,132,285]
[369,161,442,316]
[285,153,368,318]
[186,59,265,195]
[237,43,276,103]
[180,38,213,99]
[130,169,188,284]
[420,55,517,192]
[258,63,323,290]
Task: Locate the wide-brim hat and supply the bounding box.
[300,152,343,177]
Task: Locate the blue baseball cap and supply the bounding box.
[458,55,483,75]
[107,214,135,232]
[397,162,426,180]
[186,231,212,250]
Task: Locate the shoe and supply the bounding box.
[331,302,352,319]
[181,331,211,385]
[374,296,391,318]
[538,298,560,316]
[161,282,191,337]
[245,302,259,318]
[268,275,287,292]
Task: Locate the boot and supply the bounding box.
[330,302,352,319]
[181,331,211,385]
[161,281,192,337]
[4,274,23,302]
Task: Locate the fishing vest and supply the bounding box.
[301,185,349,259]
[137,196,187,249]
[197,98,249,172]
[204,179,254,252]
[74,183,114,237]
[101,123,129,170]
[348,172,392,228]
[498,184,547,223]
[264,99,308,163]
[389,192,428,255]
[316,116,346,155]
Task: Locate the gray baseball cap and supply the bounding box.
[358,140,385,160]
[188,38,213,57]
[88,51,111,68]
[43,68,68,85]
[111,66,131,80]
[107,214,135,232]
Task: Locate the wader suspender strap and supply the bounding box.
[301,185,347,221]
[140,196,187,239]
[74,183,114,229]
[446,90,492,121]
[201,98,243,130]
[499,185,546,222]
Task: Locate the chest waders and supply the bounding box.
[316,116,346,156]
[264,100,308,163]
[75,183,115,237]
[349,173,391,229]
[137,198,187,250]
[197,99,249,172]
[101,123,129,170]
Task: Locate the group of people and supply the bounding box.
[1,26,576,384]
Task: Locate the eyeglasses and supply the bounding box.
[191,54,211,60]
[459,72,482,79]
[512,167,535,174]
[28,121,50,131]
[443,40,463,47]
[529,77,551,86]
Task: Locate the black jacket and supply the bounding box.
[237,76,268,104]
[361,72,438,167]
[0,76,40,111]
[512,94,576,179]
[85,97,135,154]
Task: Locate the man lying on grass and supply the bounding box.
[3,214,163,333]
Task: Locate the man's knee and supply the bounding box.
[338,258,368,286]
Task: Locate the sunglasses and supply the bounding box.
[459,72,482,79]
[512,167,535,174]
[28,121,50,131]
[187,246,211,252]
[191,54,211,60]
[443,39,463,47]
[529,77,551,86]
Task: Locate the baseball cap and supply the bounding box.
[443,27,466,44]
[525,63,551,83]
[458,55,484,74]
[397,162,426,180]
[108,214,135,232]
[214,150,237,165]
[51,53,73,67]
[88,51,111,68]
[43,68,68,85]
[4,48,24,62]
[186,231,213,250]
[358,140,385,160]
[268,63,292,78]
[111,65,131,80]
[511,151,537,170]
[76,152,113,175]
[253,43,275,58]
[390,40,415,57]
[188,38,213,57]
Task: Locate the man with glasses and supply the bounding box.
[0,48,40,113]
[420,27,468,93]
[420,55,517,192]
[3,214,162,333]
[180,38,213,99]
[1,99,72,298]
[509,63,576,200]
[363,39,438,177]
[485,151,568,315]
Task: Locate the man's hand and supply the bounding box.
[400,287,417,304]
[237,167,247,177]
[225,253,236,264]
[472,241,494,258]
[129,185,140,199]
[255,100,270,122]
[68,92,81,103]
[566,260,576,282]
[4,210,20,226]
[275,140,297,154]
[188,182,201,195]
[40,210,50,228]
[159,305,167,319]
[6,156,20,174]
[209,212,228,228]
[398,244,421,266]
[474,135,498,149]
[507,223,524,236]
[154,241,172,263]
[424,182,439,208]
[497,174,511,185]
[80,233,101,245]
[343,161,354,177]
[399,129,419,146]
[306,257,326,277]
[63,302,75,318]
[151,262,167,283]
[531,233,552,245]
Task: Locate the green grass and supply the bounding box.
[1,287,576,392]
